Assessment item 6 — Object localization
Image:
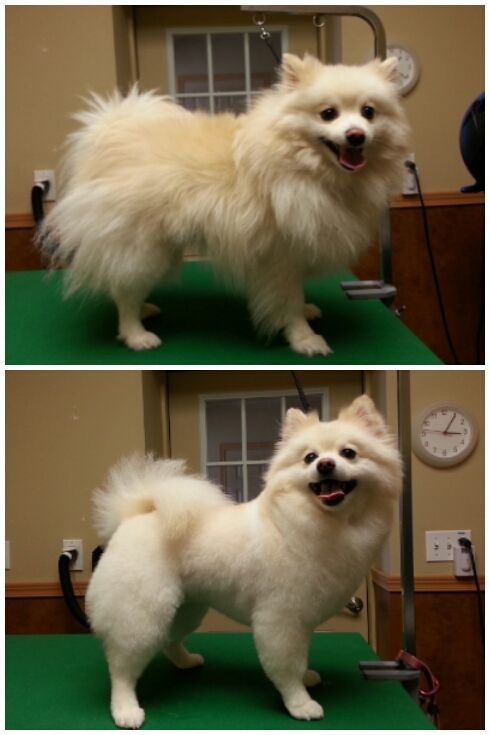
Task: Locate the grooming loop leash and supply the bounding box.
[253,13,281,65]
[397,650,440,723]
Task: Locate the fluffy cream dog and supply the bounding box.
[40,55,409,355]
[85,395,402,728]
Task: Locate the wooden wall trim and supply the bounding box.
[5,192,483,230]
[8,572,485,598]
[6,581,88,598]
[391,191,484,209]
[372,568,485,593]
[6,214,35,229]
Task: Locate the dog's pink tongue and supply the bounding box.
[319,489,345,503]
[340,147,366,171]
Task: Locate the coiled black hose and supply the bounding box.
[31,181,50,225]
[58,550,90,629]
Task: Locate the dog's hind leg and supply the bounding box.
[163,602,208,669]
[105,642,155,729]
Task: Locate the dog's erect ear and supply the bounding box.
[281,408,319,439]
[280,53,322,88]
[338,395,388,438]
[369,57,399,85]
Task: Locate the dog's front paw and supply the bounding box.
[303,303,322,321]
[121,330,162,351]
[304,669,322,688]
[112,704,145,730]
[287,697,324,721]
[290,333,332,357]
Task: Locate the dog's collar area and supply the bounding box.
[309,479,357,507]
[320,138,367,172]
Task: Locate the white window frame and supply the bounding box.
[199,388,329,501]
[166,26,288,113]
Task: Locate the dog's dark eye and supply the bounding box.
[340,448,357,460]
[304,452,318,464]
[320,108,338,122]
[361,105,375,120]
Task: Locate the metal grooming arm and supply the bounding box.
[242,5,396,307]
[359,371,420,700]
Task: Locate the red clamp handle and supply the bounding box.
[396,650,440,699]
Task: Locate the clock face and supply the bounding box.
[387,45,420,95]
[413,403,478,467]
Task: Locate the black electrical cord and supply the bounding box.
[58,550,90,629]
[405,161,460,364]
[458,538,484,647]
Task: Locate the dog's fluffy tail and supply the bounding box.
[93,454,229,544]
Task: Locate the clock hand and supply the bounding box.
[443,413,456,434]
[424,430,462,435]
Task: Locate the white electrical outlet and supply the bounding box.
[425,530,472,562]
[453,542,474,577]
[33,169,56,201]
[402,153,417,196]
[62,539,83,571]
[5,540,10,570]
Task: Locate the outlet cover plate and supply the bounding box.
[425,530,472,562]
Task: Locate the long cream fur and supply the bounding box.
[40,55,409,354]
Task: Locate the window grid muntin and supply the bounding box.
[167,27,286,112]
[200,389,328,502]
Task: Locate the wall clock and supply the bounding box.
[412,402,478,468]
[386,44,420,95]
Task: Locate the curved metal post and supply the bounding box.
[242,5,387,59]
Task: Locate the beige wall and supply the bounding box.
[375,370,484,579]
[5,370,157,583]
[5,370,484,587]
[5,5,134,213]
[6,5,483,213]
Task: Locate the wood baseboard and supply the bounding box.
[7,572,485,598]
[371,567,485,593]
[6,581,88,598]
[5,192,483,230]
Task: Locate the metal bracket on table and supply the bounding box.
[358,660,420,701]
[340,280,397,305]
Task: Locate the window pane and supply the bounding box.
[177,96,210,112]
[249,32,282,91]
[246,397,281,461]
[205,399,242,462]
[285,393,324,418]
[212,33,245,92]
[214,95,247,114]
[247,463,268,500]
[174,34,208,94]
[207,464,243,503]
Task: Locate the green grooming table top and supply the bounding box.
[5,263,442,365]
[6,632,434,730]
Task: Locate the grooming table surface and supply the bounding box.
[6,263,442,365]
[6,632,433,730]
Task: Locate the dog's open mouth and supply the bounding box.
[321,140,367,172]
[309,479,358,507]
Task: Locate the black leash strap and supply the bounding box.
[291,371,311,414]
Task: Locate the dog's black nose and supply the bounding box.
[346,129,366,147]
[317,459,336,476]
